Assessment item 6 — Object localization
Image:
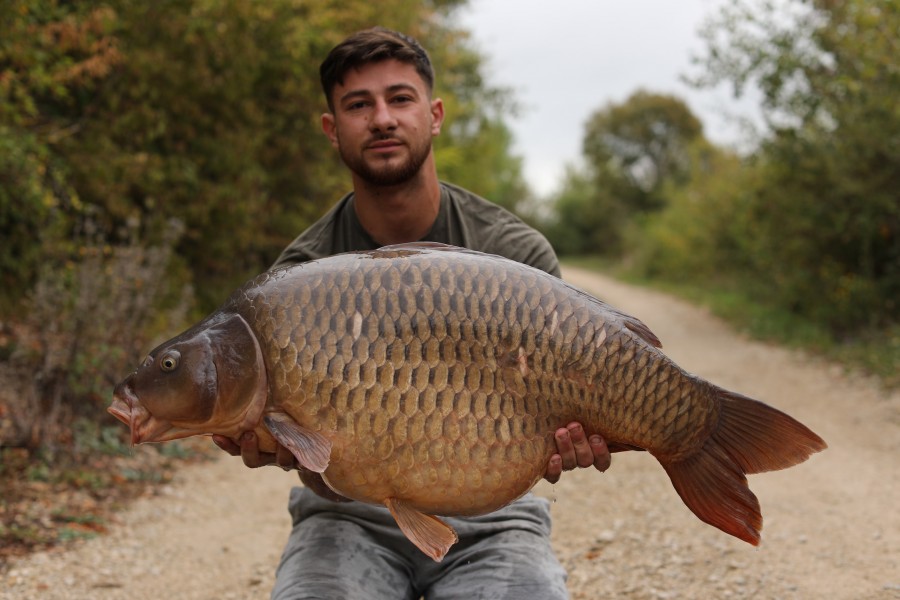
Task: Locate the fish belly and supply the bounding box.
[320,420,553,515]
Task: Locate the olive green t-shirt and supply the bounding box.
[272,182,560,277]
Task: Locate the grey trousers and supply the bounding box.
[271,487,569,600]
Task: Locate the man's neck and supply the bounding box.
[351,164,442,246]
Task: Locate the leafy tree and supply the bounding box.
[546,91,705,255]
[1,0,528,311]
[689,0,900,331]
[0,0,530,450]
[0,2,119,303]
[582,90,704,212]
[633,141,752,279]
[544,165,628,256]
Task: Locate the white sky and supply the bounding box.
[458,0,762,196]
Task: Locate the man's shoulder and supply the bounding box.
[440,182,560,277]
[441,182,517,220]
[271,193,353,267]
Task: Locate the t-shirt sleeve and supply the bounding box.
[493,226,561,278]
[268,194,354,269]
[270,240,317,269]
[440,183,561,277]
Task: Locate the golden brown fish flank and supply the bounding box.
[110,243,825,561]
[249,253,564,512]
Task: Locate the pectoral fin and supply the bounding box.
[384,497,458,562]
[263,413,331,473]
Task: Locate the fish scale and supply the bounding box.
[110,243,825,561]
[256,251,673,500]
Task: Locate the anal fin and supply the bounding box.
[607,442,645,453]
[263,412,331,473]
[384,497,458,562]
[298,468,353,503]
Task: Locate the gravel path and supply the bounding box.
[3,267,898,599]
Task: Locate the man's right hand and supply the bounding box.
[213,432,352,502]
[211,432,298,470]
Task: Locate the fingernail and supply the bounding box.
[241,431,255,442]
[590,435,602,444]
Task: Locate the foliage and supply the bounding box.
[631,142,750,280]
[0,219,190,451]
[429,23,529,212]
[557,0,897,370]
[0,0,530,455]
[679,0,900,334]
[1,0,527,310]
[545,91,706,256]
[436,115,530,214]
[0,2,113,307]
[0,128,51,307]
[582,90,704,211]
[544,166,629,256]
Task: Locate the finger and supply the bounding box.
[275,443,297,470]
[239,431,266,468]
[211,434,241,456]
[554,427,577,471]
[567,422,595,469]
[543,455,562,484]
[590,435,612,472]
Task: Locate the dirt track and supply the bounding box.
[3,267,898,599]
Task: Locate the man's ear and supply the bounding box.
[430,98,445,137]
[322,113,339,149]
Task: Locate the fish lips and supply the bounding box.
[108,379,185,445]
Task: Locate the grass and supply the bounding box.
[562,256,899,389]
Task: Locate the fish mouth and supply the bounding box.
[108,380,189,445]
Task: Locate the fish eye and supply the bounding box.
[159,351,180,372]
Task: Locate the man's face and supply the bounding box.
[322,59,444,186]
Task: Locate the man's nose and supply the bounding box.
[371,99,397,131]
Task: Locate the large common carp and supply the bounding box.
[109,243,825,561]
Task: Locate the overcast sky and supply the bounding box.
[458,0,761,196]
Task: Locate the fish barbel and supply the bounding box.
[109,243,825,560]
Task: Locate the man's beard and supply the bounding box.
[339,135,432,186]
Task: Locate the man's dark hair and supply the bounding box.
[320,27,434,112]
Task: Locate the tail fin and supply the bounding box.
[661,388,826,545]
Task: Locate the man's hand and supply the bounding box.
[213,422,611,484]
[211,432,298,470]
[544,422,611,484]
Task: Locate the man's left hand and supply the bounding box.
[544,422,611,484]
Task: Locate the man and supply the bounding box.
[214,27,610,600]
